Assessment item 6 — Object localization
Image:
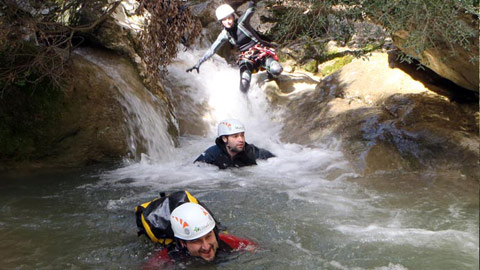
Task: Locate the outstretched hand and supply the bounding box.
[186,65,200,73]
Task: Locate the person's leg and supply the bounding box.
[239,61,253,93]
[264,56,283,77]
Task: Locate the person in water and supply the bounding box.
[194,119,275,169]
[144,202,257,269]
[186,1,283,93]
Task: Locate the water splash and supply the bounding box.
[101,46,353,186]
[75,48,175,162]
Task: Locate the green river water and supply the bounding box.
[0,161,477,270]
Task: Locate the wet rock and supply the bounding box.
[259,71,320,106]
[190,0,216,27]
[85,1,147,75]
[279,52,479,179]
[5,47,177,168]
[44,52,130,166]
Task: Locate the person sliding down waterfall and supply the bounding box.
[186,1,283,93]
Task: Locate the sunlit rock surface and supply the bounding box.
[275,52,479,178]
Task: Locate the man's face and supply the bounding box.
[221,15,234,28]
[182,230,219,261]
[223,132,245,153]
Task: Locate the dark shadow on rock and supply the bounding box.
[387,50,478,103]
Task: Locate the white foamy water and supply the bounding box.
[98,48,478,270]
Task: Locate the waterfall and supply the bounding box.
[165,47,283,146]
[75,48,175,163]
[99,45,353,187]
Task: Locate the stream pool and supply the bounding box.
[0,145,477,270]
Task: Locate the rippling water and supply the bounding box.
[0,160,477,270]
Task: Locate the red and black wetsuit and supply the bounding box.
[143,233,258,269]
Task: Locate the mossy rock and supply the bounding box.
[0,78,63,161]
[303,59,318,73]
[321,55,354,76]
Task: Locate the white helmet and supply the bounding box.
[170,203,216,241]
[217,119,245,137]
[215,4,234,21]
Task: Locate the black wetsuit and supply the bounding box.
[194,137,275,169]
[194,1,283,92]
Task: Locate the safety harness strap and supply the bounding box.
[237,44,279,65]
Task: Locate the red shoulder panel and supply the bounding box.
[219,233,258,251]
[143,248,174,270]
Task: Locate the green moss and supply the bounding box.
[321,55,354,76]
[362,42,384,53]
[303,59,318,73]
[0,78,64,160]
[363,44,376,52]
[277,52,290,63]
[325,48,339,57]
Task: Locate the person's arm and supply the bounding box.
[194,146,218,164]
[251,144,275,160]
[142,248,174,270]
[238,1,255,25]
[186,30,229,73]
[237,1,272,46]
[194,152,212,164]
[219,233,258,252]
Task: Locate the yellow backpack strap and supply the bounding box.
[161,238,173,245]
[185,190,198,204]
[140,198,158,209]
[141,214,159,243]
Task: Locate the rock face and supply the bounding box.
[391,14,479,92]
[15,47,177,168]
[1,0,178,169]
[49,53,129,166]
[85,0,148,81]
[274,52,479,179]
